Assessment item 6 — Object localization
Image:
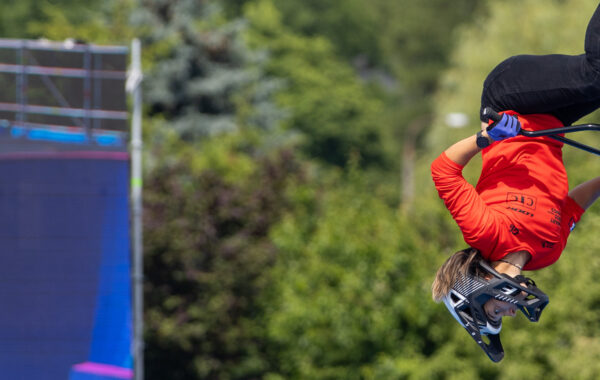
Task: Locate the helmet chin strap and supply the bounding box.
[482,334,504,363]
[450,297,505,362]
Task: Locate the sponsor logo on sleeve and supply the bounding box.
[548,208,562,227]
[541,240,556,249]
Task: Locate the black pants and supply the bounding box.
[481,3,600,126]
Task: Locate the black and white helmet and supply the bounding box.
[442,260,549,362]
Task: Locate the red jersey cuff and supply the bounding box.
[439,151,465,171]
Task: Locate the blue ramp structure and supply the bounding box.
[0,39,140,380]
[0,152,132,380]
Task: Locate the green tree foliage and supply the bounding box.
[136,0,396,169]
[0,0,46,38]
[0,0,103,39]
[221,0,382,63]
[251,0,382,63]
[243,0,394,168]
[134,0,285,142]
[143,145,305,380]
[228,0,481,168]
[376,0,480,95]
[371,0,481,206]
[262,166,446,379]
[0,0,130,43]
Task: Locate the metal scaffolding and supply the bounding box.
[0,38,130,150]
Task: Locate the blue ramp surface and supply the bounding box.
[0,152,132,380]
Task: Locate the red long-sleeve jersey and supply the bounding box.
[431,112,584,270]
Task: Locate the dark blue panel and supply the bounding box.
[0,155,132,379]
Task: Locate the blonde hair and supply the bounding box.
[432,248,486,302]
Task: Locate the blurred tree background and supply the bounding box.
[10,0,600,378]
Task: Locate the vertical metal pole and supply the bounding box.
[128,38,144,380]
[16,41,26,126]
[83,45,92,142]
[93,54,102,131]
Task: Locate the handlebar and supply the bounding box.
[481,107,502,123]
[481,107,600,156]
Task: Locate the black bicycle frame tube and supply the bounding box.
[519,124,600,156]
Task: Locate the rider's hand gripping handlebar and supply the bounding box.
[480,107,600,156]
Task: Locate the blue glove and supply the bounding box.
[487,113,521,141]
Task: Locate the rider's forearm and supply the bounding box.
[568,176,600,210]
[444,130,492,167]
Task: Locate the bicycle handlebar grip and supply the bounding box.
[481,107,502,123]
